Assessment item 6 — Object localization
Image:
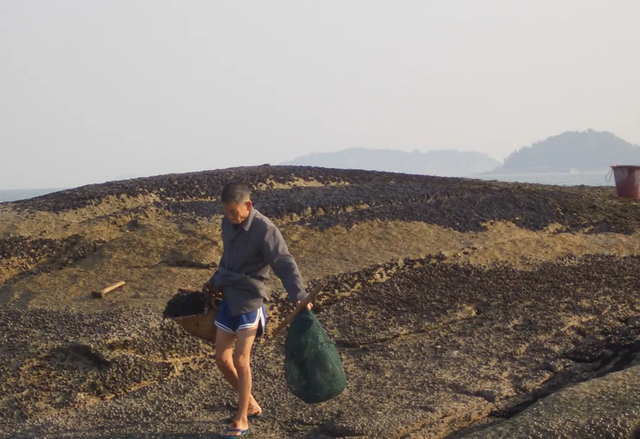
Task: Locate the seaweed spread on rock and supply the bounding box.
[2,166,640,290]
[5,166,640,234]
[2,166,640,438]
[0,306,213,425]
[2,254,640,436]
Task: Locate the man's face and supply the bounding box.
[223,200,252,225]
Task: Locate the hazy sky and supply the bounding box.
[1,1,639,189]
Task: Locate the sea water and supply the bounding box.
[0,188,64,203]
[472,171,614,187]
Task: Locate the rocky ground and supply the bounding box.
[2,166,640,438]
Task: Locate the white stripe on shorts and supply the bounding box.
[237,307,263,331]
[215,320,235,334]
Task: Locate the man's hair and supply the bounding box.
[221,181,251,204]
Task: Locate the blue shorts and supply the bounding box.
[215,299,267,338]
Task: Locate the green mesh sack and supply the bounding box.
[284,310,346,404]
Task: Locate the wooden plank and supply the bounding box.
[92,280,126,299]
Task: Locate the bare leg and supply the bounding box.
[231,326,258,432]
[214,327,261,415]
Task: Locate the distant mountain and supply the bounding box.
[281,148,500,177]
[491,130,640,174]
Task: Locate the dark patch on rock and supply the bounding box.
[489,337,640,421]
[0,306,213,423]
[48,342,111,372]
[0,236,66,263]
[0,235,106,284]
[31,239,106,275]
[162,255,217,270]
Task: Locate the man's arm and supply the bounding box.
[260,226,307,305]
[203,252,225,292]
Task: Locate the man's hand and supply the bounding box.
[202,280,218,293]
[296,300,313,311]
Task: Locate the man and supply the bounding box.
[203,181,311,438]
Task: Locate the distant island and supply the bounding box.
[281,148,500,177]
[282,130,640,179]
[489,130,640,174]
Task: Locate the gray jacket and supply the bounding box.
[210,208,307,315]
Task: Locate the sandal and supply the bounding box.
[220,426,251,438]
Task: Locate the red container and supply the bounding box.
[612,165,640,199]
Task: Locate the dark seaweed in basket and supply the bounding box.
[163,289,222,318]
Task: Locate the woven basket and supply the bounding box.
[171,307,218,341]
